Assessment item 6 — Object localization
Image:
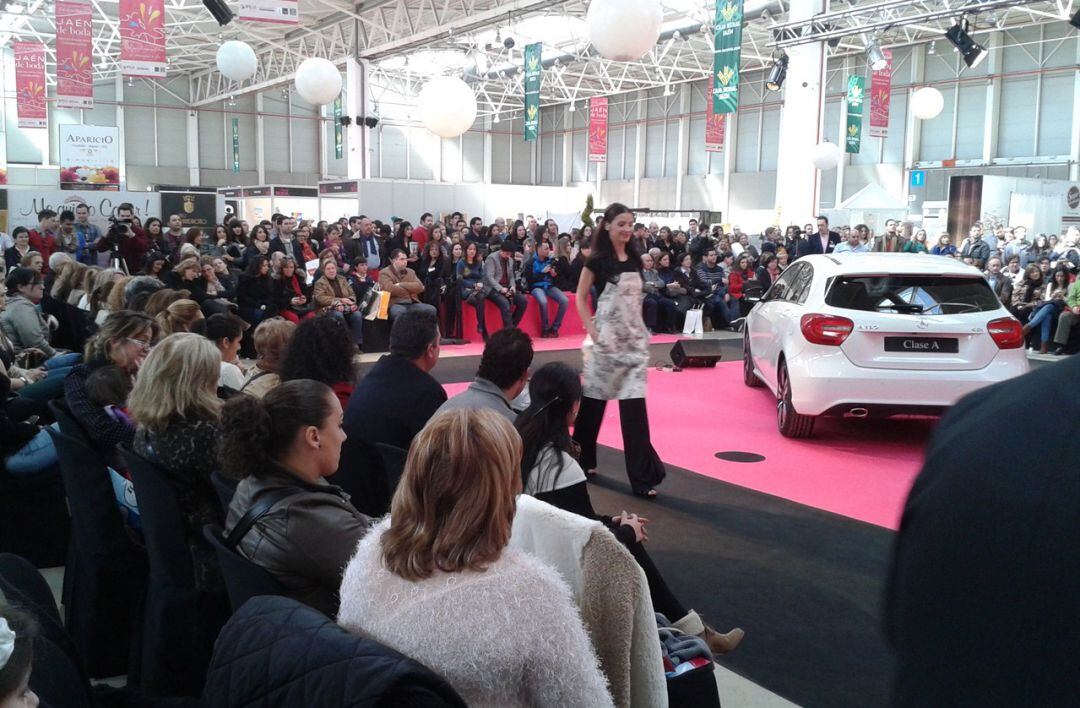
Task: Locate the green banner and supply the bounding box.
[524,42,541,142]
[845,75,865,154]
[333,96,343,160]
[712,0,744,114]
[231,118,240,173]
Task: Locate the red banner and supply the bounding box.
[56,0,94,109]
[13,43,47,129]
[868,49,892,139]
[588,97,608,164]
[705,98,725,152]
[119,0,167,78]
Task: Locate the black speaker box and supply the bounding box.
[670,339,723,368]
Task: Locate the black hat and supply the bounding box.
[500,240,517,253]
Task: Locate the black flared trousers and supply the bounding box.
[573,396,666,494]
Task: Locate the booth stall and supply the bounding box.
[218,185,320,226]
[318,180,361,223]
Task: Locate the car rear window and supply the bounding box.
[825,275,1000,315]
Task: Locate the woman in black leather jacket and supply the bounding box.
[218,379,374,616]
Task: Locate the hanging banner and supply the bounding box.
[0,139,7,186]
[868,50,892,139]
[333,96,343,160]
[523,42,541,142]
[119,0,167,78]
[55,0,94,109]
[231,118,241,173]
[14,42,48,129]
[59,125,121,190]
[845,75,865,154]
[238,0,299,25]
[588,97,608,163]
[705,98,726,152]
[712,0,744,114]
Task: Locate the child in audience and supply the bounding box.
[84,363,134,428]
[0,605,40,708]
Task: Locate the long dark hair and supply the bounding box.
[514,362,583,493]
[217,379,335,480]
[280,313,357,387]
[588,202,642,280]
[244,255,268,279]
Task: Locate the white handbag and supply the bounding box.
[682,307,704,335]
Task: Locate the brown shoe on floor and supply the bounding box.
[699,625,745,655]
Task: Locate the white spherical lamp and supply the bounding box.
[294,58,342,105]
[810,141,842,171]
[911,86,944,120]
[418,77,477,139]
[216,41,258,82]
[587,0,663,62]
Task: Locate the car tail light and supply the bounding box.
[800,313,854,346]
[987,317,1024,349]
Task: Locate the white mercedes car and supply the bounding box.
[743,253,1030,438]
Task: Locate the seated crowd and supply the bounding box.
[1,207,1076,706]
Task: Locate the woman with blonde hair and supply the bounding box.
[106,275,133,314]
[338,408,612,708]
[69,264,99,306]
[240,316,295,398]
[129,332,225,592]
[51,260,86,302]
[155,298,204,335]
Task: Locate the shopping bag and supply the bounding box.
[682,308,704,335]
[364,290,392,320]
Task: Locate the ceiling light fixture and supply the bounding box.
[201,0,234,26]
[944,19,987,69]
[866,39,888,71]
[765,52,788,92]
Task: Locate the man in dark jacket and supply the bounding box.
[885,356,1080,706]
[334,308,445,516]
[796,216,840,259]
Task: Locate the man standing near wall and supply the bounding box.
[73,204,101,265]
[27,209,59,273]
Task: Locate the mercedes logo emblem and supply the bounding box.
[917,319,930,330]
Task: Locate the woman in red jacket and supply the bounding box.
[726,253,758,321]
[278,314,357,409]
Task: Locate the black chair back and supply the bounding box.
[48,399,96,452]
[65,303,96,352]
[40,295,73,350]
[201,524,286,613]
[117,444,223,696]
[374,442,408,499]
[210,471,237,515]
[46,429,145,679]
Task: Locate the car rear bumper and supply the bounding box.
[787,350,1030,416]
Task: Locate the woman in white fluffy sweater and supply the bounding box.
[338,408,613,708]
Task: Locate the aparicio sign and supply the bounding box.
[5,189,160,231]
[160,191,219,229]
[59,125,121,189]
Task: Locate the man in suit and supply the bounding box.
[482,240,528,333]
[983,256,1013,304]
[885,356,1080,706]
[335,308,445,516]
[796,216,840,259]
[871,219,909,253]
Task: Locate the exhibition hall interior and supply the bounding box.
[1,0,1079,706]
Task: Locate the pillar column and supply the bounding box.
[773,0,827,224]
[344,58,369,179]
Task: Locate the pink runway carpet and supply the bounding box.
[445,360,934,530]
[440,332,683,357]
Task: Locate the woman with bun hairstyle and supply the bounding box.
[219,379,374,616]
[573,202,666,498]
[155,298,204,336]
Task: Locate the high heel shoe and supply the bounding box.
[699,625,745,655]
